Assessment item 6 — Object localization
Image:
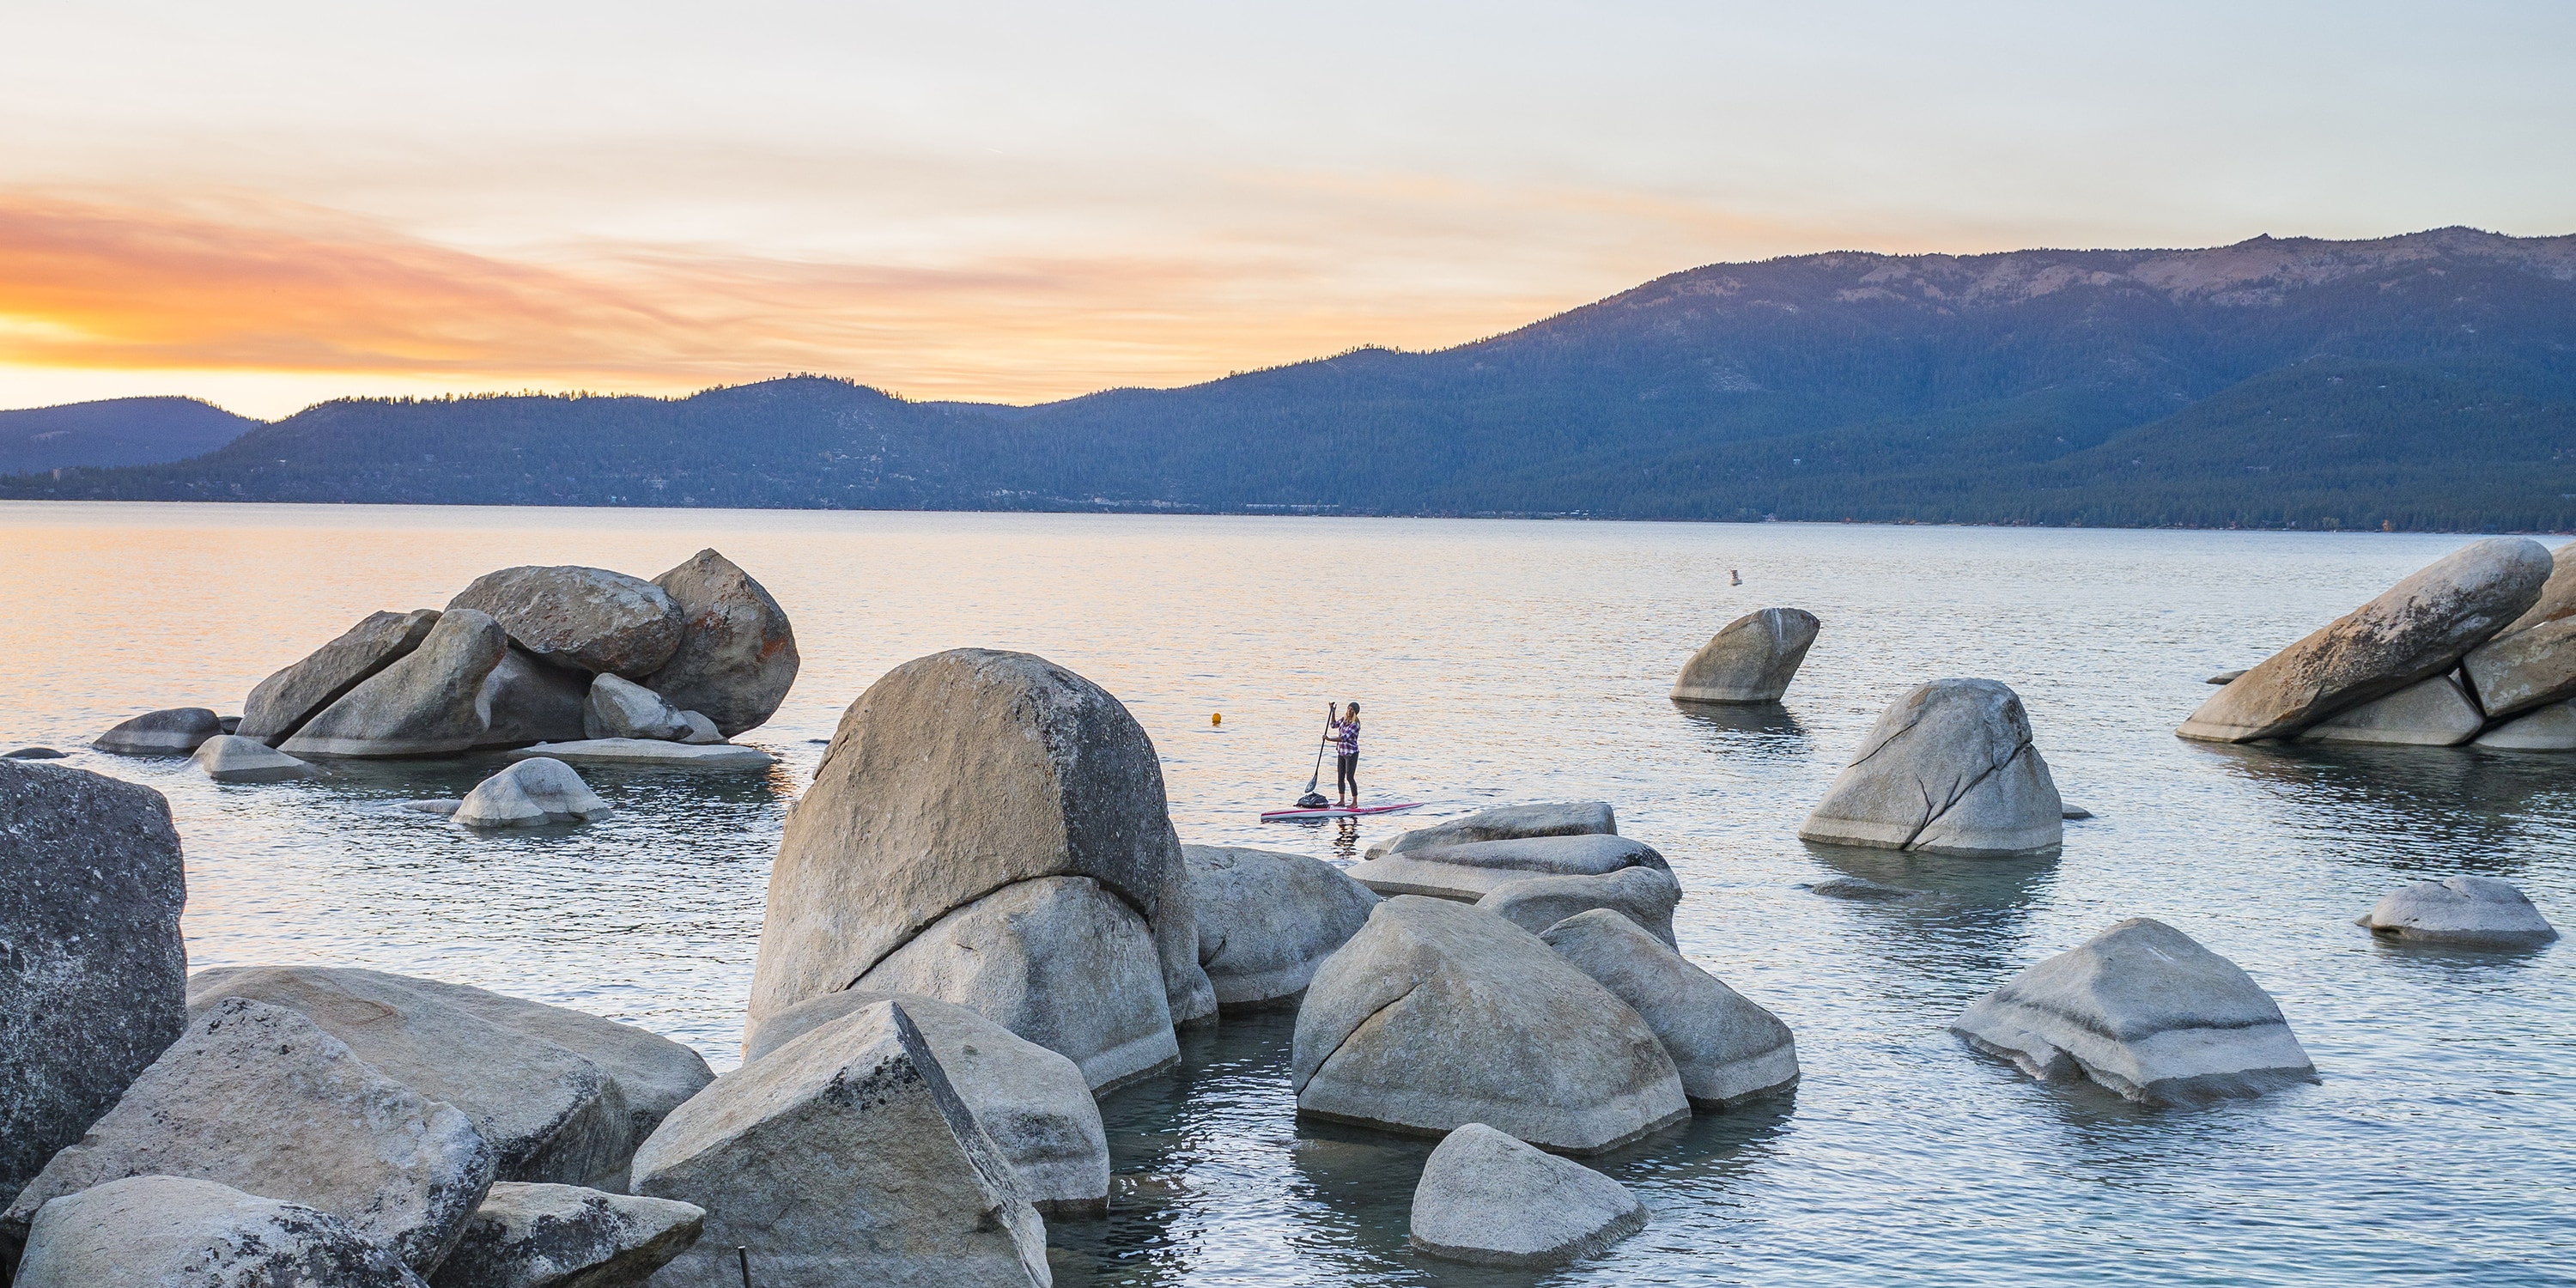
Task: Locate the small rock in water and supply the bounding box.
[1372,800,1617,860]
[191,734,319,783]
[1407,1123,1646,1268]
[453,757,612,828]
[2061,805,2093,820]
[2298,674,2485,747]
[1669,607,1820,704]
[404,799,465,816]
[2204,670,2247,685]
[1803,876,1926,901]
[1348,834,1668,902]
[2356,875,2559,948]
[3,745,66,759]
[92,706,223,756]
[14,1176,428,1288]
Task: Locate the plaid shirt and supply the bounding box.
[1330,719,1359,756]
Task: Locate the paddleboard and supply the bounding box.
[1259,801,1425,822]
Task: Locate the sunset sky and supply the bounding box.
[4,0,2569,419]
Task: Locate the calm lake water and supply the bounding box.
[2,502,2568,1287]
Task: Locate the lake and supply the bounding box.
[2,501,2568,1286]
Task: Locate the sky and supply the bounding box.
[3,1,2570,419]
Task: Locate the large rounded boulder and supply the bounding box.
[1670,607,1820,704]
[1291,896,1687,1154]
[1799,678,2063,857]
[644,549,799,737]
[2179,538,2551,742]
[447,566,684,679]
[1182,844,1381,1007]
[746,649,1212,1089]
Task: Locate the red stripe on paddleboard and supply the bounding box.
[1258,802,1425,820]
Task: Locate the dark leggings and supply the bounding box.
[1336,753,1358,799]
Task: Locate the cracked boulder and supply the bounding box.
[2,998,496,1274]
[447,565,686,679]
[1670,607,1820,704]
[1350,834,1668,902]
[1407,1123,1646,1268]
[1952,918,2316,1105]
[747,649,1212,1083]
[239,609,443,744]
[1291,896,1687,1154]
[428,1182,703,1288]
[15,1176,428,1288]
[1369,800,1616,860]
[0,761,186,1215]
[283,609,511,757]
[644,549,800,737]
[2179,538,2550,742]
[1183,844,1381,1007]
[633,999,1050,1288]
[1479,866,1681,948]
[2357,875,2558,948]
[1540,909,1797,1109]
[1799,678,2063,857]
[746,990,1109,1217]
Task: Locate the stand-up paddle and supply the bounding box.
[1263,700,1421,821]
[1294,702,1331,810]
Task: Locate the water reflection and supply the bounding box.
[2193,740,2574,872]
[1674,701,1810,742]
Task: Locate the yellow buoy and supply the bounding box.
[1211,712,1223,726]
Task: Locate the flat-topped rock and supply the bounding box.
[2,998,496,1274]
[1800,678,2063,857]
[92,706,222,755]
[283,609,511,758]
[240,609,443,744]
[428,1182,703,1288]
[1292,896,1686,1154]
[2472,701,2576,750]
[1370,800,1616,860]
[644,549,800,737]
[1952,918,2316,1105]
[448,565,685,679]
[1670,607,1820,704]
[2179,538,2551,742]
[745,990,1109,1217]
[15,1176,427,1288]
[1350,834,1668,901]
[454,757,612,828]
[632,999,1049,1288]
[506,738,775,769]
[1479,866,1681,947]
[1407,1123,1646,1268]
[1541,909,1798,1109]
[2297,673,2485,746]
[191,732,319,781]
[1182,844,1382,1007]
[2358,875,2558,948]
[0,761,186,1216]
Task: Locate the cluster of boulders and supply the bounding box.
[2183,537,2576,749]
[1671,607,1820,705]
[88,550,795,784]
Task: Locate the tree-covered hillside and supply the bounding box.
[8,228,2574,531]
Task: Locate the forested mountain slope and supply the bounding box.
[9,228,2574,530]
[0,397,261,475]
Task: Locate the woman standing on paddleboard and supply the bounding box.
[1326,702,1362,808]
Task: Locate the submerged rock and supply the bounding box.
[1951,918,2316,1105]
[632,999,1050,1288]
[744,990,1109,1218]
[1478,866,1681,947]
[1541,909,1797,1109]
[453,757,612,828]
[2357,875,2558,948]
[2297,673,2486,746]
[15,1176,427,1288]
[1407,1123,1646,1268]
[748,648,1212,1080]
[2,746,65,759]
[1350,834,1669,901]
[91,706,222,755]
[1800,678,2063,857]
[0,761,186,1215]
[447,565,685,679]
[1371,800,1616,860]
[1292,896,1687,1154]
[239,608,443,744]
[1669,607,1820,704]
[585,673,692,741]
[428,1182,703,1288]
[191,732,319,782]
[2471,701,2576,750]
[2178,538,2550,742]
[1182,844,1382,1007]
[1804,875,1927,901]
[1,998,496,1274]
[187,965,712,1194]
[283,609,511,758]
[644,549,800,737]
[506,738,775,769]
